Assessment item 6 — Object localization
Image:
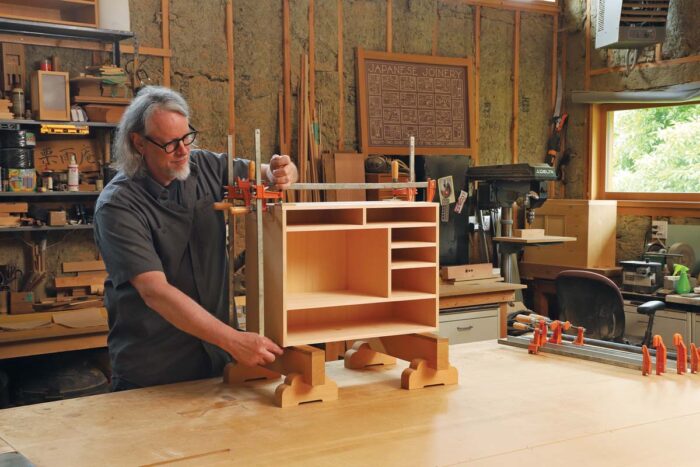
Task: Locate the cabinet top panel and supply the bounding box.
[279,201,438,210]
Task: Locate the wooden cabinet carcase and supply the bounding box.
[522,199,617,268]
[246,201,439,347]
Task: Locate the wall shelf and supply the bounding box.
[0,192,100,198]
[0,224,92,232]
[0,17,133,65]
[0,119,118,129]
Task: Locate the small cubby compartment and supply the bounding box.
[366,205,436,225]
[285,299,438,346]
[392,267,437,295]
[286,228,390,305]
[391,226,436,248]
[286,207,363,229]
[391,247,436,269]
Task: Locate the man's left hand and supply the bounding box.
[266,154,298,190]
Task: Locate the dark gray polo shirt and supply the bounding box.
[94,149,249,389]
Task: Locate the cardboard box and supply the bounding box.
[10,291,34,314]
[49,210,67,226]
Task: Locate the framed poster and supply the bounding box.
[356,49,475,156]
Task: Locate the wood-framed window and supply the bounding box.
[590,102,700,217]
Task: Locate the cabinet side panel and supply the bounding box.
[245,213,259,334]
[263,209,286,345]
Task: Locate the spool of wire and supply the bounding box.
[0,148,34,169]
[0,130,36,148]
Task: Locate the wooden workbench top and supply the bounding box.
[439,280,526,297]
[1,341,699,466]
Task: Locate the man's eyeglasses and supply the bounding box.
[143,125,198,154]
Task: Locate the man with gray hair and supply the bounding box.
[94,86,296,391]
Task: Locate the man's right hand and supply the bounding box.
[227,330,284,367]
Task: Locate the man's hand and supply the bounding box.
[265,154,298,189]
[227,330,284,367]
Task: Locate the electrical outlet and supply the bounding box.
[651,220,668,240]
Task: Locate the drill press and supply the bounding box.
[464,163,557,286]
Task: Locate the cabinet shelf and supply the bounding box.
[285,318,437,347]
[391,260,436,270]
[286,223,366,232]
[367,221,436,229]
[0,224,93,232]
[391,241,436,249]
[286,290,435,310]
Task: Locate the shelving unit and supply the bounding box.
[0,119,118,130]
[0,17,133,65]
[247,201,439,347]
[0,0,99,28]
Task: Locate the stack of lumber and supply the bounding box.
[0,99,13,119]
[0,202,28,228]
[440,263,502,286]
[55,260,107,298]
[297,53,321,202]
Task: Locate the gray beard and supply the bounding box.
[171,163,191,181]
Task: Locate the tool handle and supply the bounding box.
[213,202,232,211]
[513,322,531,331]
[515,313,547,324]
[249,160,256,181]
[229,206,249,216]
[391,160,399,182]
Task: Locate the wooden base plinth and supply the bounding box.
[275,373,338,407]
[345,333,458,390]
[223,344,338,407]
[402,358,458,389]
[223,363,281,384]
[344,341,397,369]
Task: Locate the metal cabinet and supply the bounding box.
[623,301,691,345]
[439,307,499,345]
[692,313,700,346]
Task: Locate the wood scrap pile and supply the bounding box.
[54,260,106,300]
[0,202,28,228]
[440,263,502,285]
[0,99,13,119]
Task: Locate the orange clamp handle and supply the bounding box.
[391,160,399,182]
[249,161,256,181]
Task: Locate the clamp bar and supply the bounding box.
[287,182,429,190]
[255,129,264,336]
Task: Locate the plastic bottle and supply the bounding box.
[68,155,79,192]
[673,264,691,294]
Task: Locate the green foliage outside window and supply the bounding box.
[609,103,700,193]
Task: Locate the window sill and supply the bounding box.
[613,200,700,217]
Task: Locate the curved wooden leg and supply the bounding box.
[274,373,338,408]
[401,358,458,390]
[223,362,281,384]
[344,341,397,370]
